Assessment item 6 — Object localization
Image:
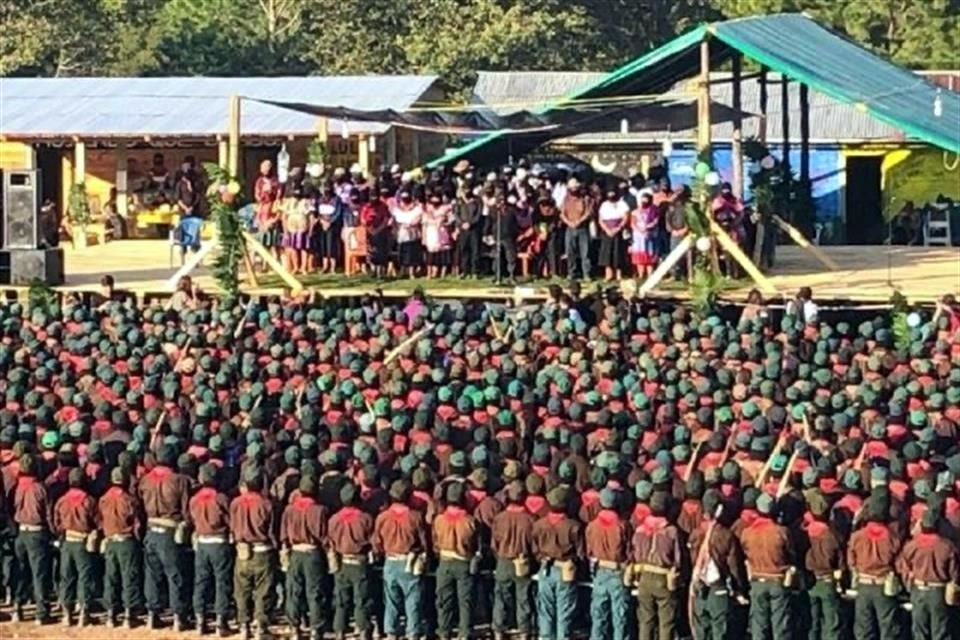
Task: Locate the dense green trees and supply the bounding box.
[2,0,957,92]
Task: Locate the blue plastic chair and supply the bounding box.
[170,216,203,266]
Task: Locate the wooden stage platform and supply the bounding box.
[24,240,960,305]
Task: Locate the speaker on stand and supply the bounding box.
[0,169,64,285]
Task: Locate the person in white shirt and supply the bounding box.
[597,187,631,281]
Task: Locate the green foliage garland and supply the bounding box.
[68,183,92,227]
[890,290,911,353]
[202,162,244,296]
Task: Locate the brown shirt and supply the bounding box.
[229,491,275,546]
[137,465,191,521]
[803,520,845,577]
[562,194,592,227]
[373,503,430,555]
[740,516,794,576]
[328,506,375,555]
[631,516,682,569]
[586,509,632,563]
[53,488,97,535]
[13,475,48,527]
[848,522,901,577]
[689,520,747,589]
[98,486,140,537]
[433,506,478,558]
[189,487,231,536]
[491,505,535,559]
[897,531,960,584]
[280,495,329,547]
[532,513,584,561]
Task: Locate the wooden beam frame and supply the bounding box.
[771,214,839,271]
[709,221,778,295]
[638,235,694,296]
[697,38,712,155]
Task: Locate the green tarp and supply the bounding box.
[429,13,960,168]
[711,14,959,154]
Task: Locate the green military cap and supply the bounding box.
[756,494,775,515]
[340,482,358,505]
[445,481,465,506]
[546,487,568,510]
[842,469,862,491]
[910,410,927,428]
[209,435,224,453]
[110,466,127,485]
[449,451,467,470]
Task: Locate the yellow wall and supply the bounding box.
[0,142,32,170]
[882,147,960,217]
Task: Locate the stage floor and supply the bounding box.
[49,240,960,304]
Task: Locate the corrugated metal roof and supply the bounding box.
[0,75,439,139]
[471,70,910,143]
[469,71,606,115]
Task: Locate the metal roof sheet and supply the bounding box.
[0,75,439,139]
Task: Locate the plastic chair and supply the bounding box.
[344,226,367,275]
[925,207,952,246]
[170,216,203,266]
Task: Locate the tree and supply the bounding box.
[712,0,960,69]
[0,0,116,76]
[402,0,601,96]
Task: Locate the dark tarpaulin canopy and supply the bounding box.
[254,97,750,136]
[427,13,960,168]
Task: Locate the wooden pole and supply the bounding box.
[638,236,693,296]
[73,141,86,184]
[758,66,769,144]
[217,137,229,170]
[731,54,744,200]
[697,37,712,155]
[115,141,129,218]
[754,67,769,266]
[800,83,811,184]
[781,74,791,173]
[228,95,241,177]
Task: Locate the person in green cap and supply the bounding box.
[847,496,902,640]
[689,489,747,640]
[491,481,535,640]
[10,453,51,624]
[280,475,330,640]
[433,481,479,640]
[51,467,97,627]
[229,467,277,640]
[802,493,844,640]
[586,488,632,640]
[740,493,795,640]
[896,506,959,640]
[189,463,232,637]
[532,487,583,640]
[632,492,682,640]
[138,443,193,631]
[328,482,375,640]
[97,466,142,629]
[373,479,430,640]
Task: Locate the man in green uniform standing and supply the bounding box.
[739,494,795,640]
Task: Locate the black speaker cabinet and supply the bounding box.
[2,169,40,249]
[0,248,64,285]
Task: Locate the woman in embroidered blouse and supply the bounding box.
[391,190,424,279]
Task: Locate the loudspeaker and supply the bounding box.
[2,170,40,249]
[0,248,64,285]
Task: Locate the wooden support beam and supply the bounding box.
[639,235,693,296]
[710,221,777,295]
[217,138,229,169]
[73,141,86,184]
[357,134,371,177]
[165,240,216,290]
[731,53,744,200]
[697,38,712,155]
[781,75,791,171]
[800,83,811,184]
[228,95,241,177]
[115,141,129,218]
[758,66,769,144]
[771,214,839,270]
[242,230,303,292]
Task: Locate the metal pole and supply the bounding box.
[800,83,811,183]
[781,74,791,173]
